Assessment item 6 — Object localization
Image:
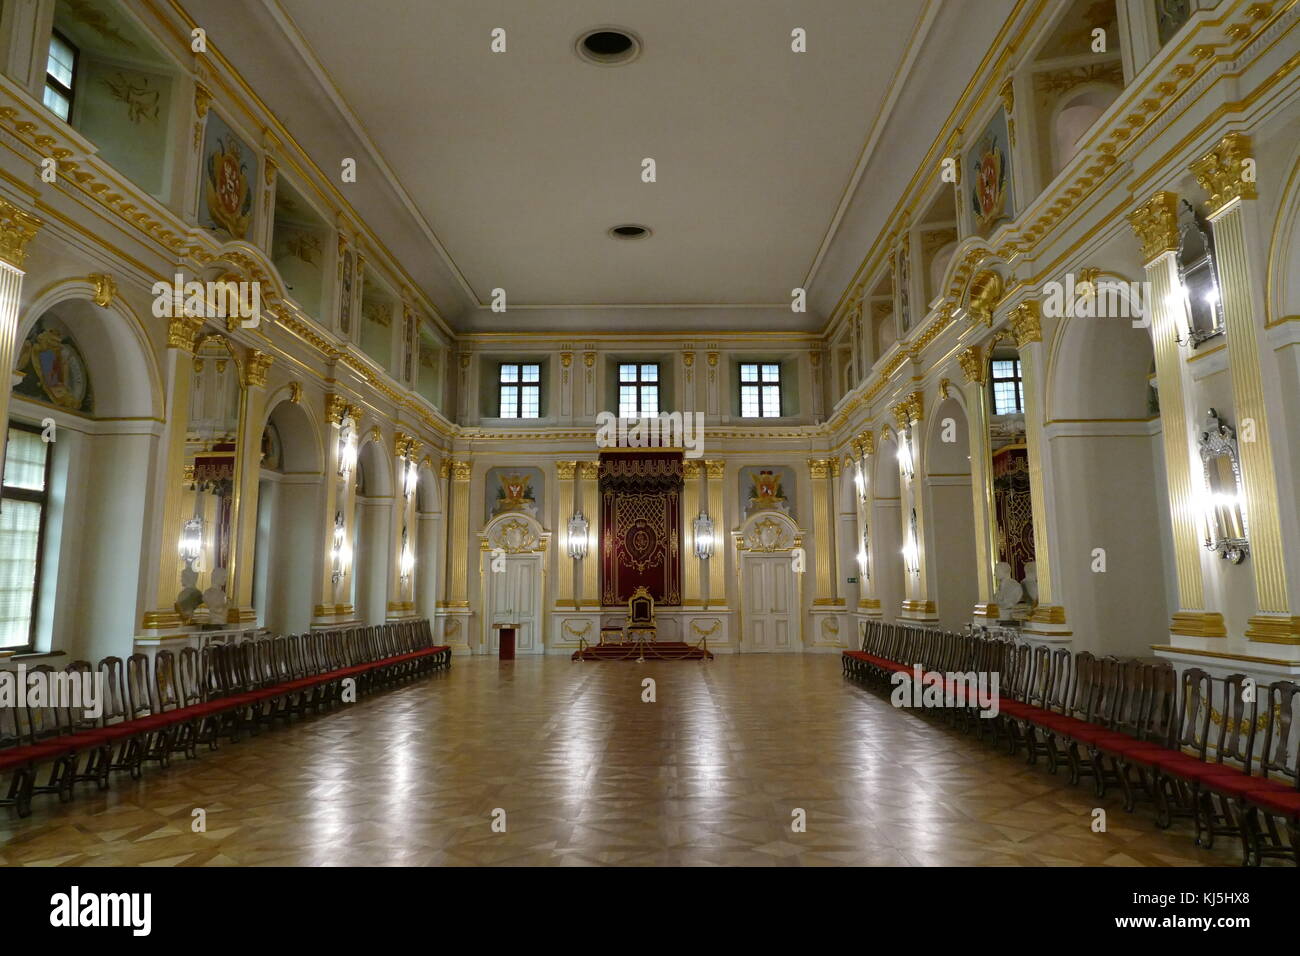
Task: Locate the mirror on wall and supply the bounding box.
[176,333,244,626]
[1175,200,1225,348]
[1197,408,1249,564]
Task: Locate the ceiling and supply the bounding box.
[271,0,933,319]
[186,0,1016,332]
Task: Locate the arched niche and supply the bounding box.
[252,397,323,634]
[1043,301,1168,656]
[352,434,393,624]
[1049,84,1121,176]
[923,393,978,630]
[414,460,443,617]
[871,429,905,622]
[8,289,159,662]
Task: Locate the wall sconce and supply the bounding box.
[1197,409,1249,563]
[403,459,418,499]
[331,511,347,583]
[858,528,870,580]
[399,528,415,581]
[567,511,590,561]
[897,428,914,481]
[337,423,357,478]
[693,512,715,561]
[902,508,920,574]
[853,466,867,502]
[178,517,203,568]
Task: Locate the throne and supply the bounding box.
[626,586,657,643]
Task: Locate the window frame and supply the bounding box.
[497,362,541,419]
[739,362,783,419]
[989,358,1025,415]
[617,362,660,418]
[44,29,79,123]
[1,421,53,653]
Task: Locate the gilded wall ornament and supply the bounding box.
[959,345,987,385]
[1189,132,1256,216]
[966,269,1004,326]
[89,273,116,307]
[0,198,42,269]
[1127,191,1181,264]
[1009,300,1042,346]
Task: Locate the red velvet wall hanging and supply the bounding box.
[992,445,1035,581]
[600,452,682,606]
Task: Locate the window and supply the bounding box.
[498,363,540,419]
[739,363,782,418]
[618,363,659,418]
[990,359,1024,415]
[43,32,78,122]
[0,424,52,651]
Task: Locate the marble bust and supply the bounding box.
[993,561,1024,610]
[1021,561,1039,607]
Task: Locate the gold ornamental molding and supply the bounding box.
[1009,300,1042,346]
[891,391,923,428]
[288,381,303,404]
[704,459,725,480]
[683,459,702,479]
[959,345,987,385]
[560,351,572,368]
[858,429,875,457]
[577,460,600,480]
[965,269,1004,326]
[1127,191,1181,264]
[1171,610,1228,639]
[1245,614,1300,646]
[89,273,116,307]
[451,459,472,481]
[166,313,204,353]
[555,460,577,480]
[242,349,273,387]
[394,430,421,459]
[0,198,41,269]
[1029,604,1066,625]
[1189,132,1257,216]
[807,458,830,479]
[973,602,1000,619]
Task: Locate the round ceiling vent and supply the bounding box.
[577,28,641,65]
[609,224,651,240]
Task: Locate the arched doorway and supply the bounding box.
[252,396,322,634]
[734,511,803,652]
[478,513,547,654]
[924,394,978,631]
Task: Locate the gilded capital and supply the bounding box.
[325,393,349,426]
[0,198,42,269]
[555,460,577,480]
[683,459,702,479]
[167,314,204,353]
[891,391,924,428]
[959,345,987,385]
[1189,132,1256,216]
[242,349,273,387]
[394,430,416,459]
[577,460,600,480]
[859,430,875,457]
[682,351,695,368]
[966,270,1004,327]
[583,351,596,368]
[194,82,213,118]
[808,458,830,480]
[1127,191,1180,264]
[704,459,725,480]
[452,459,472,481]
[1009,300,1042,346]
[560,351,572,369]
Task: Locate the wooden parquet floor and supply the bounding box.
[0,656,1254,866]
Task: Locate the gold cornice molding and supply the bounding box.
[1009,300,1042,346]
[1189,131,1257,215]
[1127,191,1181,264]
[0,197,41,269]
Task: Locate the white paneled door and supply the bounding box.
[742,554,797,652]
[486,554,542,654]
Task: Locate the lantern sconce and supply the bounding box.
[179,517,204,569]
[399,527,415,581]
[693,512,716,561]
[567,511,590,561]
[897,428,915,481]
[403,458,418,499]
[338,421,358,479]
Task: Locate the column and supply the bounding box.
[578,460,601,607]
[1127,190,1225,640]
[0,200,40,494]
[959,346,999,622]
[1009,302,1071,640]
[893,392,937,623]
[388,432,421,619]
[314,396,360,624]
[682,460,704,606]
[442,459,471,608]
[1190,133,1297,646]
[143,313,204,630]
[555,460,577,609]
[228,349,274,624]
[808,458,836,605]
[851,434,878,616]
[704,459,727,607]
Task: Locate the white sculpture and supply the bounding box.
[1021,561,1039,607]
[202,566,229,625]
[993,561,1024,611]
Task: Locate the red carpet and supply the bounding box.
[572,641,713,661]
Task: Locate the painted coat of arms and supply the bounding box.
[14,317,92,413]
[491,470,538,518]
[967,109,1014,234]
[746,468,789,515]
[201,113,254,240]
